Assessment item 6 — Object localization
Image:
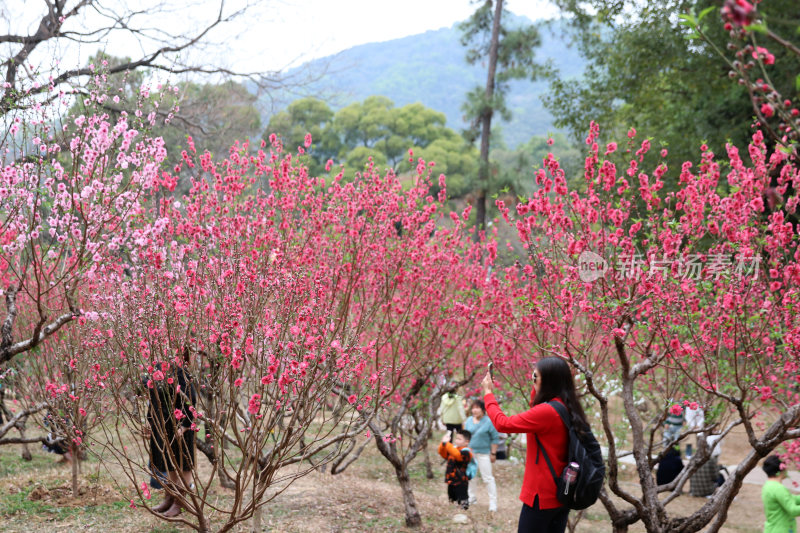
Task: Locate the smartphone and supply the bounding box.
[488,361,494,380]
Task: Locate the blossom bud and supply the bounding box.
[721,0,755,27]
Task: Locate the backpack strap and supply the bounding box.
[547,400,571,431]
[535,434,559,483]
[535,401,571,486]
[462,446,473,463]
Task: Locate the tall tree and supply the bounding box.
[459,0,543,238]
[264,96,478,189]
[264,97,340,175]
[158,80,262,169]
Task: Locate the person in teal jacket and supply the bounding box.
[464,399,500,512]
[762,454,800,533]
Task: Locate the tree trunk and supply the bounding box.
[70,443,79,498]
[395,464,422,527]
[20,441,31,461]
[422,441,434,480]
[473,0,504,240]
[15,415,32,460]
[252,504,262,533]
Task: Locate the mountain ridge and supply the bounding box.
[262,15,585,148]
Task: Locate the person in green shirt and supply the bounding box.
[762,454,800,533]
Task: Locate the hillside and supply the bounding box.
[263,15,585,148]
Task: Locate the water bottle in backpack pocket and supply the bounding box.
[561,461,580,495]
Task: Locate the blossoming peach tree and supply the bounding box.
[0,70,168,362]
[74,133,498,531]
[0,71,171,463]
[497,118,800,532]
[328,172,509,527]
[17,320,114,498]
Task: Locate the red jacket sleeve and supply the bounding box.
[484,392,561,434]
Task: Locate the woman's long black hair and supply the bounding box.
[532,357,590,433]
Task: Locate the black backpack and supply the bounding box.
[535,400,605,510]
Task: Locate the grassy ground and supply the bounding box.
[0,425,774,533]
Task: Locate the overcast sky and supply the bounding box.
[6,0,561,77]
[238,0,561,71]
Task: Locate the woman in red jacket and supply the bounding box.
[481,356,589,533]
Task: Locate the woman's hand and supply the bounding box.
[490,454,497,464]
[481,371,494,396]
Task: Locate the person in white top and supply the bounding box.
[706,434,722,459]
[685,405,705,431]
[684,405,704,458]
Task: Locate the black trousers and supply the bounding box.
[448,482,469,509]
[518,496,569,533]
[445,423,461,442]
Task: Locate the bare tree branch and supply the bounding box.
[0,401,48,440]
[0,0,294,116]
[0,307,76,364]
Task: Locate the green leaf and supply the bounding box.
[796,73,800,92]
[744,22,768,34]
[678,14,697,27]
[697,6,716,23]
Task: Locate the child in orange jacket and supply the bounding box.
[438,429,473,510]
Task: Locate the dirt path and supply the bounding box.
[0,416,792,532]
